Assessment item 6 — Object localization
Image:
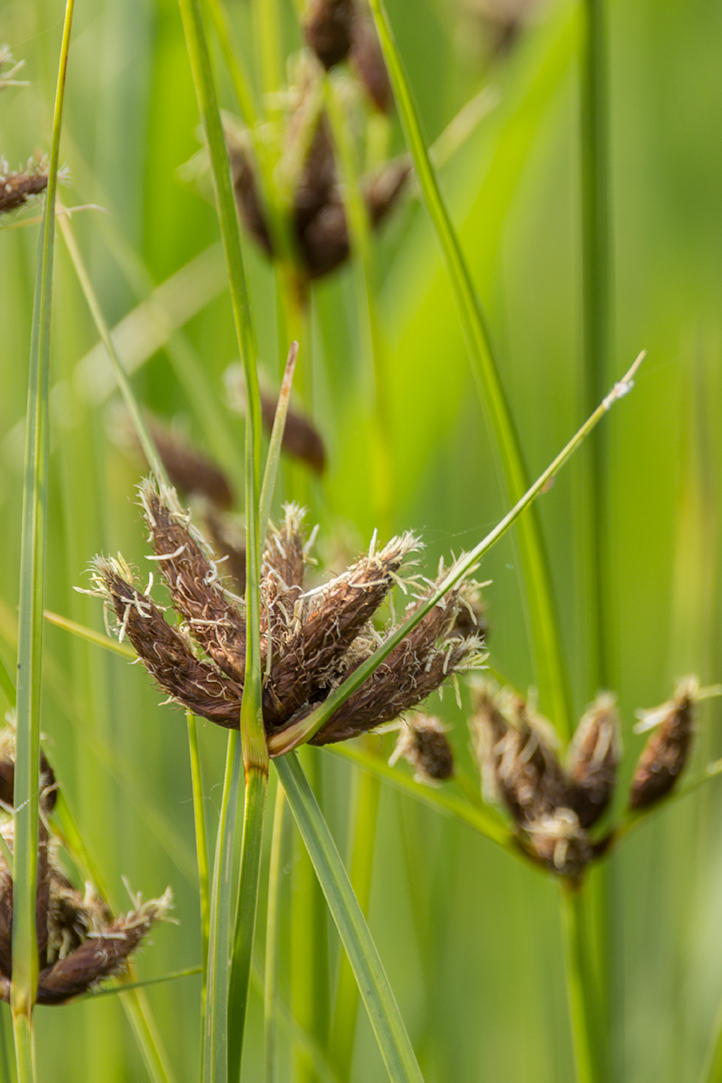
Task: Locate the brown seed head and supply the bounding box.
[567,693,620,828]
[139,480,247,684]
[525,809,594,880]
[89,486,484,750]
[310,569,485,745]
[89,554,244,728]
[229,137,275,256]
[0,158,48,215]
[471,681,570,826]
[389,715,455,783]
[303,0,356,69]
[628,676,700,811]
[0,736,171,1006]
[350,16,393,113]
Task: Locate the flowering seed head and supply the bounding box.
[389,715,455,783]
[628,676,700,811]
[0,158,48,215]
[89,485,485,749]
[525,809,594,880]
[471,681,570,827]
[139,480,247,684]
[228,104,409,282]
[303,0,356,70]
[89,555,244,727]
[567,693,620,828]
[350,16,392,113]
[0,732,172,1005]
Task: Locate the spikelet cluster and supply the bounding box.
[471,677,703,880]
[0,727,171,1005]
[88,483,485,751]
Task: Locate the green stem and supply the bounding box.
[580,4,612,1078]
[264,786,286,1083]
[12,0,75,1067]
[560,885,600,1083]
[581,0,612,688]
[330,762,381,1079]
[270,353,645,756]
[187,713,211,1007]
[276,754,424,1083]
[367,0,570,736]
[228,767,269,1081]
[177,4,268,1081]
[203,732,243,1083]
[11,1017,33,1083]
[291,751,330,1083]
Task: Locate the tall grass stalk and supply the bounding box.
[580,3,613,1077]
[561,886,600,1083]
[264,785,286,1083]
[12,2,75,1078]
[187,713,211,1004]
[177,0,268,1077]
[366,0,571,738]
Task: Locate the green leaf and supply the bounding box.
[276,753,425,1083]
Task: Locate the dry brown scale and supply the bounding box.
[0,728,171,1005]
[472,676,703,880]
[89,482,485,751]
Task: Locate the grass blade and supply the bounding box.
[187,713,211,1006]
[276,753,424,1083]
[367,0,570,735]
[561,886,601,1083]
[12,1,75,1074]
[177,1,268,1077]
[269,353,645,756]
[203,732,243,1083]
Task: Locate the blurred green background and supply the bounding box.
[1,0,722,1079]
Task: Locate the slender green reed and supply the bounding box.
[561,886,600,1083]
[264,785,286,1083]
[187,713,211,1003]
[177,2,267,1078]
[12,3,75,1078]
[580,4,613,1079]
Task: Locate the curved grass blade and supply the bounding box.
[44,610,136,660]
[12,2,75,1077]
[269,353,645,756]
[367,0,570,737]
[276,753,425,1083]
[326,745,510,849]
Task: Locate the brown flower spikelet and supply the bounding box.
[472,682,571,825]
[91,556,244,727]
[303,0,356,69]
[628,677,699,810]
[350,16,393,113]
[140,482,247,684]
[567,693,620,828]
[90,485,484,748]
[230,110,410,281]
[389,715,455,783]
[0,740,171,1005]
[0,161,48,215]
